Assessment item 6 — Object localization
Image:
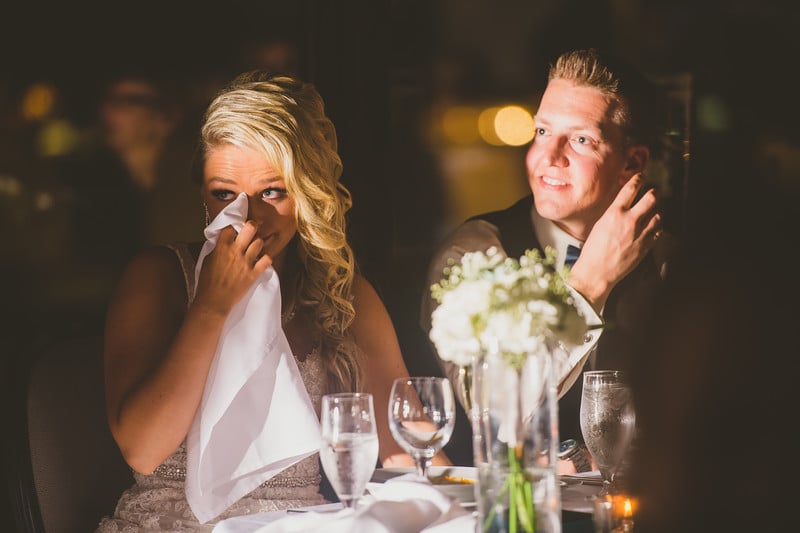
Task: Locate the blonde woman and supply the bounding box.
[98,72,446,531]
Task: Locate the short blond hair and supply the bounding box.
[549,48,660,153]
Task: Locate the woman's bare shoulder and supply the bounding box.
[110,244,192,311]
[350,273,397,336]
[125,245,183,278]
[350,273,387,310]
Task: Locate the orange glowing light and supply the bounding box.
[623,498,633,518]
[477,106,503,146]
[22,82,57,121]
[441,106,480,144]
[493,105,535,146]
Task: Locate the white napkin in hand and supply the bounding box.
[186,192,321,523]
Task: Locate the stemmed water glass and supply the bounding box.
[388,376,456,480]
[579,370,636,496]
[319,393,380,508]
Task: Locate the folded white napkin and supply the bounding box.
[186,192,321,523]
[213,476,474,533]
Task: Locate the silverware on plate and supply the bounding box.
[560,474,604,486]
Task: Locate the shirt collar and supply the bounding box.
[529,204,584,270]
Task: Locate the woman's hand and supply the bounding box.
[193,222,272,316]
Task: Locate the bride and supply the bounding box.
[97,71,448,531]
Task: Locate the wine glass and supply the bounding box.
[388,377,455,480]
[320,392,380,508]
[579,370,636,496]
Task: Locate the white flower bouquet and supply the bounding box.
[429,246,589,370]
[429,245,593,533]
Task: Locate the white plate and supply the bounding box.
[369,466,477,504]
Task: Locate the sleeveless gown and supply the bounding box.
[96,243,330,532]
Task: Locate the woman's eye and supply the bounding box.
[262,187,289,200]
[535,127,546,136]
[211,190,236,201]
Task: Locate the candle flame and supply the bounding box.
[624,498,633,518]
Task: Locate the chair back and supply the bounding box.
[12,336,133,533]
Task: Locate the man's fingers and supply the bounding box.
[640,212,662,243]
[614,173,645,209]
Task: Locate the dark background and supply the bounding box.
[2,0,799,526]
[2,0,798,345]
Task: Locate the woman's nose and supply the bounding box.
[246,196,273,224]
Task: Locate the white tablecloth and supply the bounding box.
[213,477,473,533]
[212,472,599,533]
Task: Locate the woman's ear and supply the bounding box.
[619,145,650,185]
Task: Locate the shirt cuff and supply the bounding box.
[555,285,604,399]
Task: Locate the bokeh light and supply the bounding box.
[36,119,80,157]
[478,106,504,146]
[494,105,534,146]
[441,106,480,144]
[21,82,57,121]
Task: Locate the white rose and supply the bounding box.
[429,280,492,366]
[430,304,480,366]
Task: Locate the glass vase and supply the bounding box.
[471,339,563,533]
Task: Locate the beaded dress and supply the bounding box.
[96,243,329,532]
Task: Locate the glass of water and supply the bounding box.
[579,370,636,496]
[388,377,455,480]
[320,392,380,508]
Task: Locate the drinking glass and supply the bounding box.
[579,370,636,496]
[388,377,455,480]
[320,393,379,508]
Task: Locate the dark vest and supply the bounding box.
[470,195,671,441]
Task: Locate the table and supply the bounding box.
[561,479,597,533]
[213,473,600,532]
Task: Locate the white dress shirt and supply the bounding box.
[530,206,602,392]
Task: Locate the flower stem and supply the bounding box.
[482,473,510,531]
[510,444,535,533]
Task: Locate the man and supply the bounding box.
[420,48,682,472]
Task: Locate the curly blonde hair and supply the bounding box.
[198,71,361,392]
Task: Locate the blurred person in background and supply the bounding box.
[62,68,202,262]
[55,68,202,334]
